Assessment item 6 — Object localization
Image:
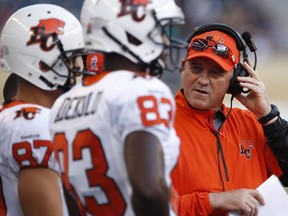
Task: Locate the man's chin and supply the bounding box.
[188,99,211,111]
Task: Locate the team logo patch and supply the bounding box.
[118,0,152,22]
[86,53,104,74]
[26,18,65,51]
[14,107,41,120]
[239,140,254,159]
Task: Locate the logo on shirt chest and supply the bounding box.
[239,140,254,159]
[14,107,41,120]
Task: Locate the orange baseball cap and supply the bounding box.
[184,30,240,72]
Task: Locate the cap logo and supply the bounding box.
[26,18,65,51]
[205,34,224,44]
[118,0,152,22]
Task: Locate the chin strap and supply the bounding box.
[39,75,71,92]
[39,75,55,89]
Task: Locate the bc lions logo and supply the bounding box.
[118,0,152,22]
[239,140,254,159]
[14,107,41,120]
[26,18,65,51]
[205,34,224,44]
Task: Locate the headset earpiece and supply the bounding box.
[187,23,252,96]
[226,63,249,95]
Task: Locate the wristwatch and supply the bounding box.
[258,104,280,124]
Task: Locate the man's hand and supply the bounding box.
[235,60,272,119]
[209,189,265,216]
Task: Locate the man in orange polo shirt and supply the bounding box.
[171,23,288,215]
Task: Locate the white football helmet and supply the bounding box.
[148,0,185,26]
[80,0,185,76]
[0,4,85,91]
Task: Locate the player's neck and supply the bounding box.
[105,53,147,73]
[15,80,62,108]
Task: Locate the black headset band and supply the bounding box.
[187,23,245,51]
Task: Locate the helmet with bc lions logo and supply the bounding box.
[80,0,185,76]
[0,4,85,91]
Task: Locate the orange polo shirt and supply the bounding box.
[171,90,283,216]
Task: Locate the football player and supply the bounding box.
[0,4,84,216]
[49,0,185,215]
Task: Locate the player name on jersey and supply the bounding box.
[54,91,103,123]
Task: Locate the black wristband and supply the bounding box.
[258,104,280,125]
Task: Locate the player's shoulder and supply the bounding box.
[2,101,49,114]
[107,70,172,94]
[3,102,50,120]
[1,102,50,131]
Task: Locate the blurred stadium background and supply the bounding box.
[1,0,288,119]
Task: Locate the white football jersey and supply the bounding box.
[0,101,68,216]
[50,70,180,216]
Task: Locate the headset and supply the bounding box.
[187,23,257,97]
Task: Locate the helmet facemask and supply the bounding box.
[148,11,187,74]
[40,34,85,91]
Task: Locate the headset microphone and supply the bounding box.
[242,32,257,52]
[242,31,257,71]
